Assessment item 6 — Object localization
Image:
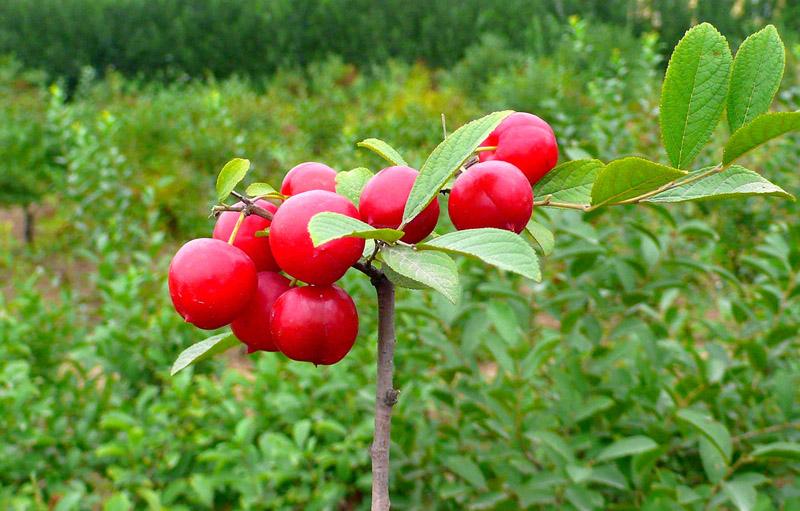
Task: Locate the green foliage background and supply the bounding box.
[1,9,800,511]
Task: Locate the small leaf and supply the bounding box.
[723,481,757,511]
[245,182,277,197]
[335,167,373,206]
[660,23,732,168]
[533,159,603,204]
[646,165,793,203]
[565,485,604,511]
[216,158,250,202]
[723,111,800,164]
[567,465,592,484]
[677,409,733,462]
[727,25,785,132]
[596,436,658,462]
[103,493,132,511]
[380,245,460,303]
[403,110,513,224]
[308,212,404,247]
[357,138,409,167]
[591,157,686,206]
[525,220,555,256]
[588,465,628,490]
[420,228,541,281]
[751,442,800,460]
[445,456,487,490]
[170,333,239,376]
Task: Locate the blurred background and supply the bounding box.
[1,1,799,510]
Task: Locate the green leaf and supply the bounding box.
[103,493,132,511]
[524,220,555,256]
[723,481,757,511]
[403,110,512,224]
[588,465,628,490]
[751,442,800,460]
[245,181,277,197]
[445,456,487,490]
[699,436,728,483]
[420,228,541,281]
[533,159,603,204]
[380,245,460,303]
[565,485,604,511]
[591,157,686,206]
[677,409,733,462]
[727,25,785,132]
[216,158,251,202]
[383,264,430,290]
[357,138,409,167]
[660,23,732,168]
[596,436,658,462]
[335,167,373,206]
[307,212,404,247]
[723,111,800,164]
[170,332,238,376]
[646,165,793,203]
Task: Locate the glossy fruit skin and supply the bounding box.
[168,238,257,330]
[280,162,337,196]
[448,161,533,234]
[231,272,291,353]
[479,112,558,185]
[213,199,279,271]
[269,190,365,285]
[358,165,439,243]
[270,284,359,365]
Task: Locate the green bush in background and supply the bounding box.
[1,0,798,83]
[1,12,799,511]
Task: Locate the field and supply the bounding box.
[2,11,800,511]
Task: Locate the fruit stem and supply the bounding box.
[227,211,246,245]
[474,145,497,153]
[370,274,397,511]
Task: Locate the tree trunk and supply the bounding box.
[370,275,397,511]
[23,204,34,245]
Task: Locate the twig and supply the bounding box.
[533,195,591,211]
[370,275,397,511]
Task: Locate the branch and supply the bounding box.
[212,202,274,221]
[370,275,397,511]
[533,195,591,211]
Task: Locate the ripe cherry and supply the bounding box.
[270,284,359,365]
[358,165,440,243]
[231,271,291,353]
[280,162,337,196]
[448,161,532,234]
[479,112,558,185]
[269,190,365,285]
[168,238,257,330]
[213,199,279,271]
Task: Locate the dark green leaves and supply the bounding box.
[525,220,554,256]
[727,25,785,132]
[723,111,800,164]
[357,138,409,167]
[307,212,404,247]
[380,245,459,303]
[533,159,603,204]
[591,157,686,206]
[751,442,800,460]
[215,158,250,202]
[445,456,487,490]
[421,228,541,281]
[403,110,512,224]
[660,23,732,169]
[335,167,373,206]
[646,165,793,203]
[170,332,239,376]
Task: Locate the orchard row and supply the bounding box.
[168,112,558,365]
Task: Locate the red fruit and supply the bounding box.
[479,112,558,185]
[213,199,279,271]
[358,165,439,243]
[231,272,291,353]
[270,284,359,365]
[269,190,365,285]
[280,162,337,196]
[448,161,532,234]
[168,238,257,330]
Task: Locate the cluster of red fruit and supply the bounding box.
[168,112,557,365]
